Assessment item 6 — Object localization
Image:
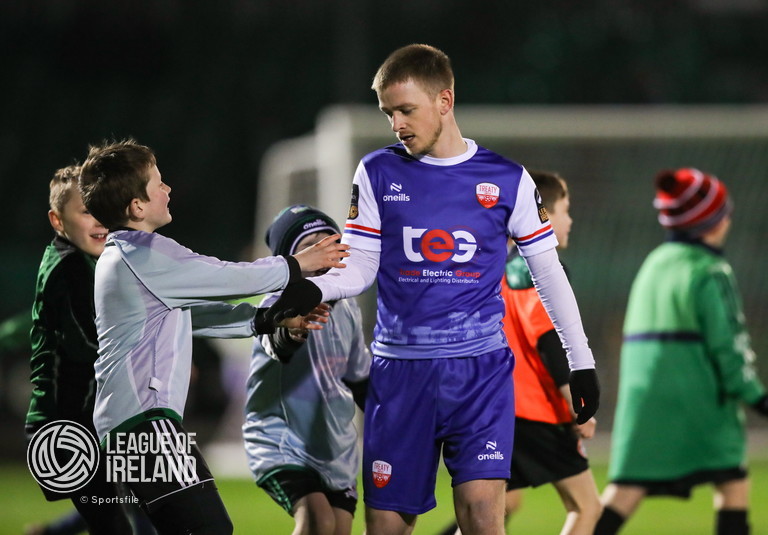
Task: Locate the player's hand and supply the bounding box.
[569,368,600,424]
[575,417,597,439]
[265,279,323,325]
[291,233,349,275]
[752,394,768,417]
[278,303,331,334]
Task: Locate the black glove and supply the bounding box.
[264,278,323,326]
[752,394,768,417]
[569,368,600,424]
[265,328,305,364]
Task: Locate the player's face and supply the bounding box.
[706,214,731,248]
[50,189,107,258]
[549,195,572,249]
[378,79,443,157]
[140,165,172,231]
[294,231,335,277]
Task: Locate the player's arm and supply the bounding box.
[309,161,381,302]
[698,268,766,410]
[537,329,596,436]
[310,248,379,301]
[191,300,328,338]
[525,248,599,424]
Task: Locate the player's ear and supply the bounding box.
[127,198,144,221]
[438,88,454,115]
[48,209,64,234]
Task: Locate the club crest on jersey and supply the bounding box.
[372,460,392,488]
[534,188,549,223]
[476,182,500,208]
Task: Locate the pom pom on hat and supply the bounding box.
[653,168,732,236]
[265,205,340,257]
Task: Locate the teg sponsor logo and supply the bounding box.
[104,429,198,484]
[27,420,100,493]
[403,226,477,263]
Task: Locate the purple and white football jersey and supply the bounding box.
[343,139,557,359]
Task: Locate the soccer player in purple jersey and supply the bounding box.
[271,44,600,535]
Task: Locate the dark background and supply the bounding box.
[2,0,768,456]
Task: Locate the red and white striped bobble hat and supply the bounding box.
[653,168,732,236]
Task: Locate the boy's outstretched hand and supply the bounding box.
[292,233,350,274]
[279,303,331,332]
[569,368,600,424]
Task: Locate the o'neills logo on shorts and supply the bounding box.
[372,460,392,488]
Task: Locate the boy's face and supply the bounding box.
[49,189,107,257]
[549,195,572,250]
[135,165,172,231]
[378,78,445,157]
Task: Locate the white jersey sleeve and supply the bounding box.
[310,248,379,302]
[508,168,560,257]
[341,161,381,252]
[311,161,381,301]
[525,248,595,370]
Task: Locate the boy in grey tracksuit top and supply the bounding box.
[79,139,348,535]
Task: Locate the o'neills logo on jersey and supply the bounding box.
[383,182,410,202]
[476,182,500,208]
[372,460,392,488]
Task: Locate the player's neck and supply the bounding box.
[427,124,466,159]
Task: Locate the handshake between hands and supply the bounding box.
[262,233,350,333]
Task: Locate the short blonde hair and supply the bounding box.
[49,165,81,214]
[371,44,454,98]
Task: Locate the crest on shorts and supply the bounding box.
[476,182,500,208]
[372,460,392,488]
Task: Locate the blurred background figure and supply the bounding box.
[596,169,768,535]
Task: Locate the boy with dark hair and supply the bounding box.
[243,204,370,535]
[78,139,348,534]
[27,164,132,534]
[596,168,768,535]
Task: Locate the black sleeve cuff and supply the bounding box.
[252,308,275,335]
[283,255,302,283]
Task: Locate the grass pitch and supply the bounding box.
[4,459,768,534]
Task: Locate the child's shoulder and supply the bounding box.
[38,238,95,297]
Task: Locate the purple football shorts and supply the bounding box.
[362,347,515,514]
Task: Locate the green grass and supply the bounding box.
[5,460,768,534]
